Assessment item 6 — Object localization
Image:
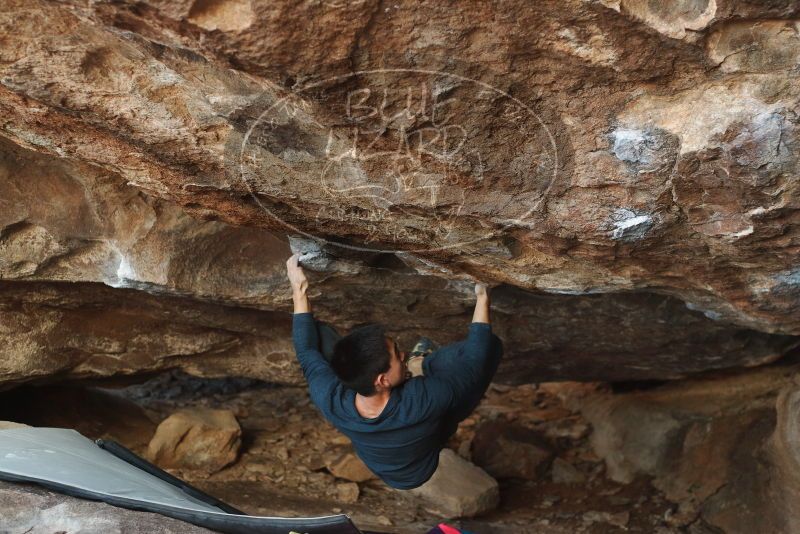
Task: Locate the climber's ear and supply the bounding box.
[375,370,391,391]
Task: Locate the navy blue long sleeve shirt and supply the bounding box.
[291,312,500,489]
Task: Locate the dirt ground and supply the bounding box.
[0,372,686,533]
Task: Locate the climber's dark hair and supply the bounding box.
[331,323,391,397]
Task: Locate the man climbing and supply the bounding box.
[286,252,503,490]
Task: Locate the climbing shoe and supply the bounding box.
[408,336,437,360]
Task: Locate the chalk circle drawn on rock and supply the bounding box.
[235,68,559,254]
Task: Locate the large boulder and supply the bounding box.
[410,449,499,518]
[575,363,800,533]
[147,408,242,474]
[766,380,800,534]
[0,0,795,389]
[470,420,555,480]
[1,1,799,529]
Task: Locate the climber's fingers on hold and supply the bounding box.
[474,282,488,297]
[286,253,306,283]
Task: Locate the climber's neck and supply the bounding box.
[355,390,391,419]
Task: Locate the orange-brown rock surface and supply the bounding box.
[574,359,800,533]
[147,407,242,473]
[0,1,798,383]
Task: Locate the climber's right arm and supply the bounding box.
[287,253,311,314]
[292,311,338,409]
[472,283,490,325]
[287,253,337,403]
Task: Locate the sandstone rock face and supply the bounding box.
[574,362,800,533]
[0,281,301,389]
[0,481,214,533]
[147,408,242,473]
[0,2,798,382]
[471,420,555,480]
[769,380,800,534]
[3,3,799,529]
[3,278,797,388]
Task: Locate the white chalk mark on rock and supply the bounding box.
[610,208,654,242]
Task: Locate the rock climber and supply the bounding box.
[286,252,504,490]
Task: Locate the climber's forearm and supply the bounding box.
[472,294,490,324]
[292,283,311,314]
[287,252,311,314]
